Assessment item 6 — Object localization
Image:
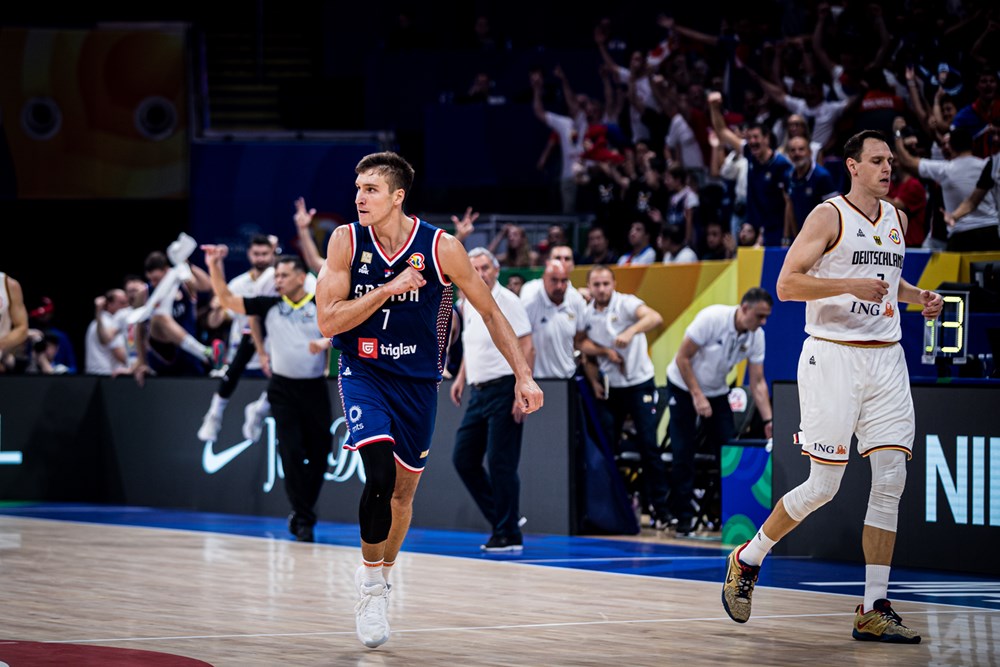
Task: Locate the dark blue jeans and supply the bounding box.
[600,378,670,519]
[452,375,524,538]
[666,382,734,521]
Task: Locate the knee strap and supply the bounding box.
[865,449,906,532]
[358,441,396,544]
[783,460,845,522]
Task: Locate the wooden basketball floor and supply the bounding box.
[0,506,997,666]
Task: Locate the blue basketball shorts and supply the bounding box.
[337,355,440,472]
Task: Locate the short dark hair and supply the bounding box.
[741,287,773,307]
[746,122,773,146]
[547,244,574,260]
[355,151,415,197]
[249,234,273,247]
[977,66,998,82]
[276,255,307,273]
[586,264,615,281]
[631,220,653,239]
[144,251,169,272]
[948,126,973,154]
[659,224,685,245]
[843,130,888,165]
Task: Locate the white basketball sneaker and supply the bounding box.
[354,566,390,648]
[197,409,223,442]
[242,396,268,442]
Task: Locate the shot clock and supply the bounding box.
[922,291,969,365]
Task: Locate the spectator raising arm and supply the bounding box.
[294,197,326,274]
[944,158,995,226]
[892,124,922,174]
[707,91,743,152]
[450,206,479,245]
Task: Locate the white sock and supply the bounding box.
[863,565,891,612]
[382,559,395,581]
[256,392,271,413]
[362,559,384,588]
[738,528,777,566]
[209,394,229,415]
[180,334,211,360]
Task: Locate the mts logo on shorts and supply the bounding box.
[359,338,378,359]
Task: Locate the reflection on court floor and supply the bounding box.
[2,503,996,610]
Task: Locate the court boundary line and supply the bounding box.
[42,607,1000,645]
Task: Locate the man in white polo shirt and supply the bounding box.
[450,247,534,552]
[665,288,774,536]
[519,244,590,303]
[575,265,670,528]
[522,258,586,379]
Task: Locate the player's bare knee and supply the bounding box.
[865,450,906,532]
[783,461,845,522]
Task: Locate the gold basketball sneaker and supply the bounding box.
[721,543,759,623]
[853,599,921,643]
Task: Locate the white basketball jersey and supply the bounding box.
[0,272,12,339]
[805,196,905,343]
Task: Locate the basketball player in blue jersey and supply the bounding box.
[721,130,942,644]
[316,151,543,649]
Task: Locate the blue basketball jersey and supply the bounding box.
[332,217,454,380]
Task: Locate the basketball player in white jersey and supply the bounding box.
[0,271,29,372]
[721,130,943,643]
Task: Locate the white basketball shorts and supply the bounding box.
[795,336,914,464]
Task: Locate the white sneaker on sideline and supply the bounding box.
[354,566,390,648]
[197,410,223,442]
[242,398,267,441]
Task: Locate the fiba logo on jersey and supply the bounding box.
[888,229,901,244]
[408,253,425,271]
[359,337,378,359]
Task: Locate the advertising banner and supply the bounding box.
[772,382,1000,575]
[0,377,573,535]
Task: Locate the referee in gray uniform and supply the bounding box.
[204,245,332,542]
